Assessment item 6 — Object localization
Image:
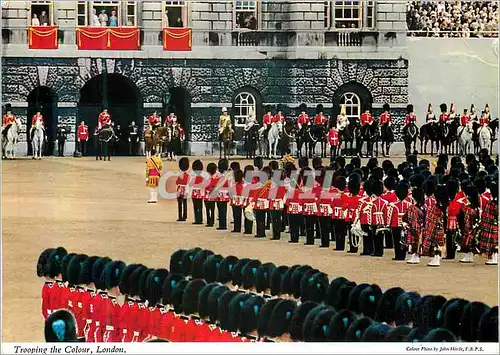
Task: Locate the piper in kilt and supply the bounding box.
[478,181,498,265]
[421,185,449,267]
[459,185,480,263]
[404,187,426,264]
[146,149,163,203]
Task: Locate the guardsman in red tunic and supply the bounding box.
[231,169,246,233]
[439,103,450,124]
[78,256,98,341]
[2,104,16,139]
[345,178,361,253]
[449,103,458,120]
[165,107,178,126]
[98,108,111,130]
[404,104,417,127]
[286,180,302,243]
[190,160,205,225]
[478,181,498,265]
[479,111,490,127]
[445,179,461,260]
[360,108,373,127]
[357,179,374,255]
[300,168,319,246]
[379,104,392,126]
[30,109,45,141]
[262,105,273,130]
[143,269,170,341]
[77,120,89,155]
[381,177,397,249]
[272,105,286,124]
[370,180,389,257]
[330,177,348,251]
[65,254,88,341]
[460,109,470,127]
[215,159,231,231]
[252,167,272,239]
[204,163,218,227]
[387,182,412,261]
[176,157,190,222]
[268,172,287,240]
[313,104,327,126]
[101,261,125,343]
[421,185,448,267]
[404,187,426,264]
[87,257,111,342]
[297,103,310,130]
[327,127,340,160]
[37,248,55,320]
[148,111,161,130]
[379,103,393,156]
[317,176,334,248]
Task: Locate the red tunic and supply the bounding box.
[381,191,397,205]
[332,189,348,220]
[480,192,492,210]
[176,171,189,199]
[316,188,333,217]
[32,113,44,126]
[447,198,462,230]
[425,196,436,210]
[387,200,412,228]
[358,196,373,225]
[313,114,327,125]
[89,291,107,342]
[370,196,388,226]
[344,193,360,223]
[149,114,161,126]
[297,113,310,127]
[263,113,272,126]
[231,181,246,207]
[301,187,319,216]
[52,281,66,312]
[41,281,54,319]
[120,300,140,342]
[135,303,150,342]
[77,125,89,140]
[83,290,97,342]
[146,306,162,339]
[327,128,339,147]
[98,112,111,127]
[157,308,175,341]
[460,115,470,126]
[190,175,205,200]
[253,183,270,211]
[2,113,16,126]
[379,112,391,124]
[404,113,417,126]
[287,188,302,215]
[439,113,449,123]
[165,113,177,125]
[360,113,373,126]
[204,175,218,202]
[215,174,231,202]
[480,116,490,126]
[272,113,285,123]
[268,185,287,211]
[100,295,122,342]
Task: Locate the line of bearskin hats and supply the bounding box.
[291,265,313,299]
[268,299,297,339]
[301,304,327,341]
[67,254,88,286]
[442,299,470,337]
[460,301,491,342]
[333,281,357,311]
[280,265,300,296]
[241,259,262,290]
[300,272,329,303]
[37,248,54,278]
[118,263,141,296]
[358,284,383,319]
[346,283,370,314]
[79,256,99,286]
[362,322,391,342]
[138,268,154,302]
[311,307,336,342]
[327,309,357,341]
[102,260,126,291]
[255,262,276,294]
[45,309,78,342]
[191,249,214,279]
[182,279,207,315]
[477,306,498,342]
[197,283,219,320]
[162,273,185,306]
[169,249,186,274]
[202,254,224,283]
[180,247,202,276]
[407,326,432,342]
[231,258,250,288]
[46,247,68,279]
[256,298,281,338]
[269,265,289,297]
[217,290,239,330]
[237,295,266,336]
[170,279,189,314]
[127,265,147,299]
[394,291,421,326]
[324,277,349,307]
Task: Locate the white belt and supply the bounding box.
[123,329,127,334]
[105,326,114,331]
[95,321,100,326]
[86,320,92,324]
[133,331,140,337]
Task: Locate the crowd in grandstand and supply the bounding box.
[407,1,499,37]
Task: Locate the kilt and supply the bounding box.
[404,205,424,246]
[146,176,159,188]
[461,205,479,248]
[421,205,445,256]
[478,200,498,253]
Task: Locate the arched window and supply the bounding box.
[233,92,256,127]
[340,92,361,120]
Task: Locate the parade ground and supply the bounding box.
[2,156,498,342]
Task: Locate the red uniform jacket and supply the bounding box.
[370,196,388,226]
[120,299,140,342]
[100,295,122,343]
[460,115,470,126]
[75,287,91,339]
[327,128,339,147]
[32,114,44,126]
[3,113,16,126]
[263,113,272,126]
[480,116,490,126]
[77,125,89,140]
[83,289,97,342]
[231,181,246,207]
[42,281,55,319]
[252,183,270,210]
[425,196,436,210]
[301,186,320,216]
[447,198,462,230]
[98,112,110,127]
[381,191,397,205]
[480,192,492,211]
[344,193,360,223]
[332,189,348,220]
[358,195,373,225]
[287,188,302,215]
[51,281,66,312]
[297,113,310,127]
[214,174,231,202]
[360,113,373,126]
[439,113,449,123]
[146,306,162,339]
[204,175,218,202]
[176,171,189,199]
[89,291,107,342]
[272,113,285,123]
[149,114,160,126]
[379,112,391,124]
[268,184,287,211]
[135,303,150,342]
[190,175,205,200]
[316,188,333,217]
[165,113,177,125]
[388,199,412,227]
[404,113,417,126]
[313,114,327,125]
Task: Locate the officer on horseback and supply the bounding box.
[403,104,418,156]
[98,108,111,130]
[262,105,273,135]
[30,107,45,141]
[219,107,233,159]
[297,103,310,131]
[2,104,16,139]
[379,103,393,157]
[148,111,161,131]
[164,107,177,127]
[273,105,286,125]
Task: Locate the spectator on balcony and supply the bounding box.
[39,10,48,26]
[31,13,40,27]
[174,17,184,28]
[109,9,118,27]
[92,8,100,27]
[164,9,170,27]
[99,9,108,27]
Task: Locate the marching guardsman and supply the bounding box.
[404,104,417,127]
[252,167,272,238]
[191,160,205,225]
[146,149,163,203]
[316,175,333,248]
[421,185,449,267]
[66,254,89,341]
[439,103,450,124]
[148,111,161,130]
[445,179,461,260]
[231,169,246,233]
[297,103,310,130]
[300,167,319,246]
[2,104,16,138]
[30,108,45,141]
[478,180,498,265]
[358,179,374,256]
[87,256,111,342]
[263,105,273,130]
[387,182,412,261]
[426,103,437,123]
[98,108,111,130]
[459,185,480,264]
[77,121,89,156]
[272,105,286,124]
[327,125,340,160]
[176,157,190,222]
[460,109,470,127]
[268,170,287,240]
[37,248,55,319]
[370,180,389,257]
[165,107,177,126]
[381,177,397,249]
[204,162,218,227]
[215,159,231,230]
[313,104,327,126]
[404,187,426,264]
[286,167,302,243]
[345,177,361,253]
[330,177,348,251]
[243,164,256,235]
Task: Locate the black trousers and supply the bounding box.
[391,227,406,260]
[270,210,281,240]
[129,140,139,156]
[445,230,457,259]
[315,219,321,239]
[281,210,287,232]
[361,224,374,255]
[57,140,65,156]
[192,199,203,224]
[384,230,394,249]
[347,222,358,253]
[299,217,306,236]
[217,201,228,230]
[232,206,242,232]
[244,215,253,234]
[333,219,347,251]
[205,201,215,226]
[330,146,339,161]
[305,215,317,245]
[289,213,301,242]
[255,210,267,237]
[373,226,385,257]
[265,211,271,230]
[177,197,187,220]
[318,217,331,247]
[79,139,87,155]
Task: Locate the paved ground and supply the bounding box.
[2,156,498,342]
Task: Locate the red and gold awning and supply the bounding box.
[76,27,140,50]
[163,28,192,51]
[28,26,58,49]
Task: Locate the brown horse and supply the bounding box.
[145,126,168,158]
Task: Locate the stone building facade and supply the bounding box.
[2,0,409,155]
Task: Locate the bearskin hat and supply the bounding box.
[422,179,436,197]
[478,306,498,342]
[191,249,214,280]
[423,328,457,342]
[371,179,384,197]
[395,181,409,201]
[206,162,217,175]
[44,310,78,342]
[128,265,147,298]
[178,157,189,172]
[170,279,189,314]
[255,262,276,294]
[192,159,203,171]
[299,103,307,112]
[383,103,390,112]
[241,259,262,290]
[446,178,459,200]
[118,264,139,296]
[385,325,412,342]
[327,309,357,341]
[375,287,405,325]
[182,279,207,315]
[316,104,324,115]
[410,173,425,189]
[46,247,68,279]
[138,268,154,302]
[382,159,394,174]
[5,103,12,112]
[168,105,175,114]
[406,104,414,114]
[301,271,328,303]
[337,282,358,311]
[161,273,185,306]
[37,248,54,278]
[333,176,347,191]
[180,247,202,276]
[270,265,290,296]
[103,260,126,291]
[302,305,328,341]
[346,283,370,314]
[324,277,349,307]
[358,284,383,319]
[310,308,335,342]
[289,301,318,341]
[198,283,219,320]
[490,180,498,200]
[67,254,88,286]
[218,290,239,330]
[264,105,272,113]
[345,317,374,342]
[91,257,111,290]
[417,295,448,328]
[169,249,186,274]
[443,299,470,337]
[237,295,266,336]
[227,293,252,332]
[79,256,99,286]
[407,326,432,342]
[290,265,312,299]
[206,285,229,324]
[256,298,281,338]
[218,158,229,174]
[280,264,300,296]
[460,301,491,341]
[347,177,361,196]
[146,268,169,306]
[362,323,391,342]
[268,299,297,338]
[231,258,250,288]
[440,103,447,113]
[435,185,450,210]
[216,255,239,285]
[202,254,223,283]
[58,252,75,282]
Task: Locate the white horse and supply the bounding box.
[478,125,492,152]
[2,118,21,159]
[457,124,474,156]
[32,119,45,160]
[268,121,283,158]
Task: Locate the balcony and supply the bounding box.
[325,30,379,47]
[231,30,296,47]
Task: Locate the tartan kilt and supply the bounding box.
[146,176,159,188]
[478,201,498,253]
[421,205,445,256]
[404,205,424,247]
[406,230,419,247]
[461,206,478,248]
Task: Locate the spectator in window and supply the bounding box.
[99,9,108,27]
[164,9,170,27]
[109,9,118,27]
[175,17,183,28]
[31,13,40,26]
[39,10,48,26]
[92,8,100,26]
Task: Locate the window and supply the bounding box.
[365,0,375,28]
[126,1,137,26]
[324,0,376,29]
[92,0,121,27]
[163,1,187,28]
[340,92,361,121]
[233,92,256,127]
[234,0,258,30]
[29,1,54,26]
[77,0,88,26]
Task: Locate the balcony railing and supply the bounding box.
[324,30,379,47]
[231,30,296,47]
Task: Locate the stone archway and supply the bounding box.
[163,87,192,139]
[27,86,57,156]
[332,81,373,117]
[77,73,142,156]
